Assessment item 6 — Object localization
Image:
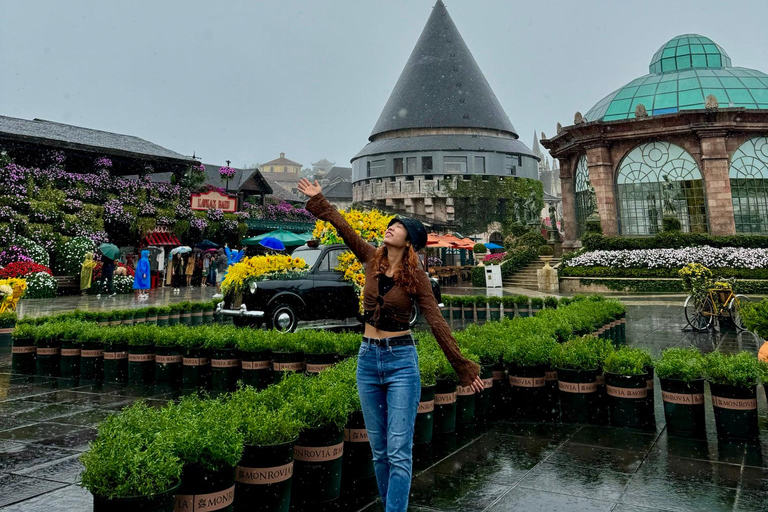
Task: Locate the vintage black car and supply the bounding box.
[217,243,443,332]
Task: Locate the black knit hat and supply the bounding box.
[388,216,428,252]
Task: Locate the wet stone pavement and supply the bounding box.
[0,304,767,511]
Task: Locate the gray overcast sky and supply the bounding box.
[3,0,768,170]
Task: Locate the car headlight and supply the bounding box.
[248,281,258,294]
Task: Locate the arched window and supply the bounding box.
[616,142,708,235]
[730,137,768,234]
[574,155,595,237]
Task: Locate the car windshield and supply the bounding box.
[292,248,322,269]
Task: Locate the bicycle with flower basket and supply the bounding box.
[680,263,750,332]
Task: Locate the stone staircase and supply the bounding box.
[503,257,560,290]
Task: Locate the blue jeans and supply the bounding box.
[357,340,421,512]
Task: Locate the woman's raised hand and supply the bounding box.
[297,178,322,198]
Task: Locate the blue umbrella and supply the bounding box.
[484,242,503,249]
[259,237,286,251]
[195,239,220,251]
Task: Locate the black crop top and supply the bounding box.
[363,275,412,331]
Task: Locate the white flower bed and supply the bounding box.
[565,246,768,270]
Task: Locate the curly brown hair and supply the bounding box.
[371,245,421,295]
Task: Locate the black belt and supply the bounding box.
[362,334,417,347]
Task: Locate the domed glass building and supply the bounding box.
[542,34,768,245]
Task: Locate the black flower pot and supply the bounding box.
[79,342,104,382]
[434,378,457,435]
[190,311,203,326]
[183,347,211,390]
[0,319,15,345]
[659,378,705,435]
[709,382,759,441]
[543,366,559,422]
[643,366,656,428]
[414,385,435,445]
[456,383,476,426]
[305,352,337,375]
[235,440,296,512]
[491,363,508,419]
[557,368,599,423]
[240,350,272,390]
[156,314,169,327]
[103,343,129,384]
[605,372,651,429]
[168,313,180,326]
[507,364,546,419]
[93,480,181,512]
[154,346,183,389]
[272,351,305,384]
[128,344,155,385]
[211,348,241,392]
[35,339,60,377]
[176,463,235,512]
[11,336,36,375]
[475,364,494,419]
[179,312,192,326]
[594,370,609,425]
[292,425,344,504]
[342,410,374,487]
[60,339,81,379]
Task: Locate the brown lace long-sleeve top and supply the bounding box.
[306,193,480,386]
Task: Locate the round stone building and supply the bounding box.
[352,0,538,225]
[543,34,768,246]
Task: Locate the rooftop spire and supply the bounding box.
[369,0,517,140]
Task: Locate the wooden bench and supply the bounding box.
[53,275,79,289]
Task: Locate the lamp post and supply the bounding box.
[225,159,231,194]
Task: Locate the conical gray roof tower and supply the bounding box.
[350,0,538,226]
[369,0,517,140]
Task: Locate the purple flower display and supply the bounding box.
[94,156,113,168]
[207,208,223,221]
[219,166,236,180]
[0,245,33,266]
[190,217,208,232]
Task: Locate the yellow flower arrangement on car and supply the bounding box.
[221,255,309,297]
[313,208,394,314]
[0,278,27,313]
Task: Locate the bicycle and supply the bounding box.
[684,286,751,332]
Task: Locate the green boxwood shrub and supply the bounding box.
[551,336,601,371]
[742,299,768,340]
[703,351,761,387]
[603,347,652,376]
[655,348,704,382]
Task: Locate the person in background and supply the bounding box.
[184,253,195,288]
[172,253,184,292]
[101,254,116,297]
[133,250,151,299]
[202,253,211,287]
[80,252,97,296]
[213,248,228,297]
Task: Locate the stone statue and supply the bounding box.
[574,111,584,124]
[557,122,563,134]
[661,175,677,215]
[706,94,719,109]
[585,180,597,217]
[635,103,648,118]
[524,190,539,223]
[548,202,558,228]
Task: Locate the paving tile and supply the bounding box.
[0,422,87,444]
[36,426,98,452]
[619,474,738,512]
[0,440,80,473]
[52,409,113,427]
[13,403,92,423]
[14,454,84,484]
[409,471,512,512]
[635,449,742,489]
[610,505,676,512]
[492,421,580,443]
[0,473,67,507]
[517,461,631,502]
[545,443,647,474]
[429,432,558,485]
[487,487,614,512]
[0,483,91,511]
[649,432,746,466]
[568,425,660,452]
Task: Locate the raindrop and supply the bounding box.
[456,82,462,87]
[398,108,408,118]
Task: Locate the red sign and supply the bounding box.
[190,190,238,212]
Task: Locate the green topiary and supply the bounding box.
[655,348,704,382]
[662,216,682,232]
[703,351,760,387]
[551,336,601,371]
[516,231,547,249]
[473,243,486,253]
[538,244,554,256]
[603,347,652,376]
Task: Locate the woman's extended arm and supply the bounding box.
[299,179,375,264]
[412,271,481,388]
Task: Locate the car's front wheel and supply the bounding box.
[267,303,299,332]
[409,304,420,328]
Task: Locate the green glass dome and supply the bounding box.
[585,34,768,122]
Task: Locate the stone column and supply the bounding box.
[558,158,579,248]
[698,132,736,235]
[586,144,619,236]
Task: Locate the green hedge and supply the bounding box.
[577,278,768,295]
[560,266,768,280]
[582,232,768,251]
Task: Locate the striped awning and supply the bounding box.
[146,231,181,246]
